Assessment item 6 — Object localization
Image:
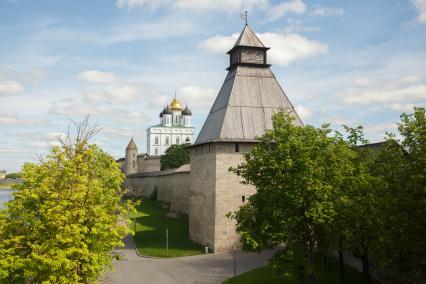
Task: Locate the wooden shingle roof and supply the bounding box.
[195,66,302,145]
[195,25,302,145]
[232,24,265,49]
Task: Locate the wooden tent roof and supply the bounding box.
[231,24,265,49]
[195,25,302,145]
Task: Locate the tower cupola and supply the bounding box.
[227,24,270,71]
[182,105,192,116]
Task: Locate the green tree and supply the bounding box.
[160,144,190,171]
[229,112,356,284]
[334,125,383,284]
[372,107,426,281]
[5,172,22,179]
[0,118,134,284]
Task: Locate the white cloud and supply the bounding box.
[101,126,144,139]
[178,86,216,110]
[116,0,269,12]
[199,33,239,54]
[280,20,320,33]
[49,99,108,116]
[84,83,139,104]
[104,17,196,44]
[411,0,426,23]
[0,80,24,95]
[295,105,312,119]
[78,70,117,84]
[364,122,398,141]
[0,114,47,125]
[199,32,328,67]
[262,33,328,66]
[312,6,344,17]
[268,0,306,21]
[112,111,147,123]
[399,75,421,84]
[388,103,419,112]
[116,0,170,10]
[342,84,426,105]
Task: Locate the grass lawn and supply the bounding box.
[128,197,205,257]
[0,183,17,189]
[223,253,367,284]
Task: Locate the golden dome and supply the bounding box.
[170,98,183,111]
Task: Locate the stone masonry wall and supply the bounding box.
[125,165,190,214]
[214,142,256,252]
[188,142,257,252]
[188,143,217,250]
[137,156,161,172]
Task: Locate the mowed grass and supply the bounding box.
[223,253,366,284]
[0,183,17,189]
[128,197,204,257]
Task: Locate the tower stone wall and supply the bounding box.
[213,142,256,252]
[189,142,256,252]
[189,143,217,249]
[125,148,138,175]
[125,138,138,175]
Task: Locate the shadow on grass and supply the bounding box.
[222,252,375,284]
[129,197,204,257]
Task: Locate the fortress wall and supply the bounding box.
[125,164,190,214]
[126,175,157,196]
[157,172,190,214]
[137,156,161,172]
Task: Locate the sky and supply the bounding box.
[0,0,425,172]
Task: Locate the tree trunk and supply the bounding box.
[361,254,371,284]
[297,266,304,284]
[338,250,345,284]
[307,230,316,284]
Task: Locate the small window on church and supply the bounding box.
[155,148,158,155]
[155,137,159,144]
[166,137,169,145]
[176,137,180,144]
[242,196,246,202]
[235,143,240,152]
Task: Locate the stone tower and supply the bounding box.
[188,24,302,252]
[125,137,138,175]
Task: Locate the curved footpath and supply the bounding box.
[101,235,274,284]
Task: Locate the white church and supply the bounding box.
[146,97,195,156]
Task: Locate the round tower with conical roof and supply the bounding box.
[125,137,138,175]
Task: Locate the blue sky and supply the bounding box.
[0,0,425,172]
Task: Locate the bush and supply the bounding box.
[5,172,21,179]
[160,144,190,170]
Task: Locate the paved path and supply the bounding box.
[101,235,274,284]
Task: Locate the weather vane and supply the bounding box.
[240,11,248,25]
